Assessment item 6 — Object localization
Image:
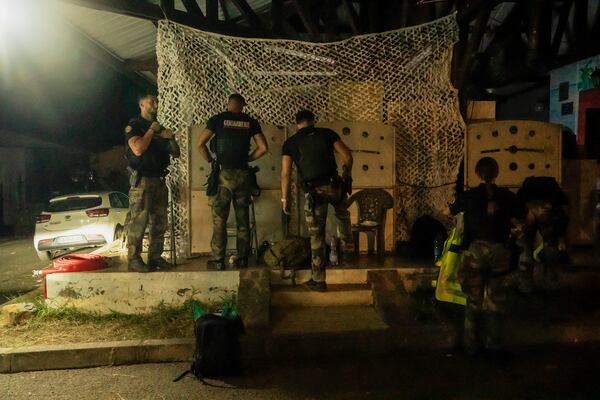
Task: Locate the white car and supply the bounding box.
[34,191,129,261]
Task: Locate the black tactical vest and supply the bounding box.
[125,117,171,177]
[295,128,338,183]
[210,112,256,169]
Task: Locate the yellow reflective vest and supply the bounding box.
[434,215,467,306]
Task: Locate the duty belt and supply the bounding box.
[302,175,337,190]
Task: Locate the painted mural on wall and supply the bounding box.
[549,55,600,137]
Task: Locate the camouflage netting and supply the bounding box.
[156,14,465,256]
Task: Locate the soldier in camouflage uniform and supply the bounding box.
[449,157,525,354]
[515,178,569,293]
[281,110,354,292]
[197,94,268,270]
[124,94,180,272]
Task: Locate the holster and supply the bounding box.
[341,174,353,196]
[206,160,220,196]
[127,167,141,188]
[248,165,261,197]
[305,191,316,212]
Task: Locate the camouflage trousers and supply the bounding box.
[127,177,168,262]
[304,184,352,283]
[459,240,510,350]
[209,169,251,261]
[516,206,567,291]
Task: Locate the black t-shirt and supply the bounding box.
[282,126,340,184]
[450,184,526,246]
[124,116,171,177]
[206,111,262,169]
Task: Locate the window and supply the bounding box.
[559,81,569,101]
[109,193,124,208]
[48,196,102,212]
[117,192,129,208]
[561,102,573,115]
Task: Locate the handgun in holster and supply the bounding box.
[341,175,352,196]
[305,191,316,213]
[127,166,141,188]
[248,165,261,197]
[341,166,352,195]
[206,160,220,196]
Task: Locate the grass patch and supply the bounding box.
[1,295,236,348]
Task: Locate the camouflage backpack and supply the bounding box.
[263,236,311,284]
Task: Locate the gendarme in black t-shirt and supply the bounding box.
[449,184,525,247]
[124,116,171,177]
[206,111,262,169]
[282,126,340,184]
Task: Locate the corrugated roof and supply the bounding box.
[57,3,157,61]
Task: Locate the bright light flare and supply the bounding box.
[0,0,59,47]
[0,0,33,33]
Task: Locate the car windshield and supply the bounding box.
[47,196,102,212]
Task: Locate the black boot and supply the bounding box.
[207,259,225,271]
[148,257,173,271]
[128,258,150,273]
[235,257,248,268]
[305,279,327,292]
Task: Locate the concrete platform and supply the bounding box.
[45,270,240,314]
[43,254,438,314]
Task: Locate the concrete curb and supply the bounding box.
[2,321,600,373]
[0,338,194,373]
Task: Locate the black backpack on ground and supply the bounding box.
[174,314,245,383]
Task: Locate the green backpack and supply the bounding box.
[263,236,311,284]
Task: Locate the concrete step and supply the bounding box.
[270,267,437,288]
[271,284,372,307]
[270,306,388,335]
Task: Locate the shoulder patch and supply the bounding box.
[125,125,133,133]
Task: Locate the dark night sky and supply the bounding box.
[0,3,149,152]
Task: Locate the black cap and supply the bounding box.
[228,93,246,105]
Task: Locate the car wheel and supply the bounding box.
[36,250,51,262]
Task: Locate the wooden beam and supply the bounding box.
[229,0,267,31]
[550,0,572,60]
[527,0,551,57]
[206,0,219,20]
[341,0,359,35]
[159,0,175,19]
[181,0,205,19]
[459,5,492,90]
[219,0,231,22]
[60,0,261,37]
[292,0,321,41]
[457,0,502,24]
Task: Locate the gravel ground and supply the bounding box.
[2,345,599,400]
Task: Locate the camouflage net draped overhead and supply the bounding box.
[156,14,465,255]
